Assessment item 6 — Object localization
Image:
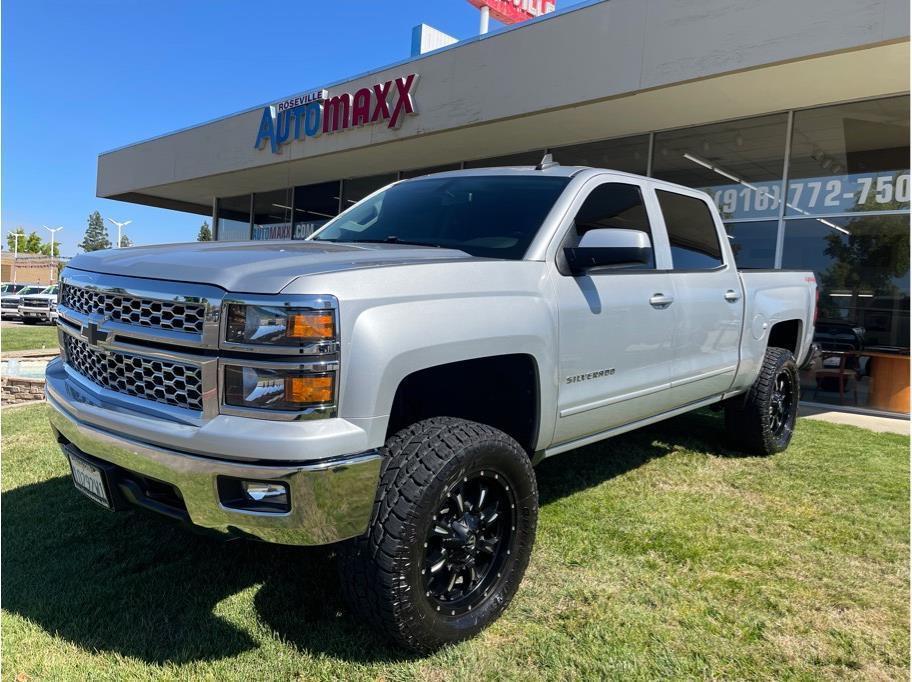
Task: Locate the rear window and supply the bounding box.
[313,175,571,259]
[656,190,724,270]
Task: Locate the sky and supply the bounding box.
[2,0,554,256]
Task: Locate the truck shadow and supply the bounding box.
[2,409,738,666]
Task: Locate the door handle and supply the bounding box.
[724,289,742,302]
[649,293,674,309]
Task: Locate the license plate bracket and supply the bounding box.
[67,450,113,510]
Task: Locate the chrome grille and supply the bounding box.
[63,334,203,411]
[60,282,205,334]
[22,297,50,308]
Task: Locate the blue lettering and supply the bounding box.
[304,101,322,138]
[254,107,277,153]
[275,109,292,147]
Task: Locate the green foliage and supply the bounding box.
[5,228,44,254]
[1,406,907,679]
[197,221,212,241]
[79,211,111,252]
[119,234,133,248]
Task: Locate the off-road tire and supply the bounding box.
[337,417,538,653]
[725,346,799,455]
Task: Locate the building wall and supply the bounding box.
[96,0,910,206]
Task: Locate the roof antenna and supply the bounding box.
[536,153,559,170]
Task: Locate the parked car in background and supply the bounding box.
[18,284,59,324]
[47,163,817,652]
[1,285,44,319]
[1,283,34,295]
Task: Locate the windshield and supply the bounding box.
[312,175,571,259]
[14,286,41,296]
[41,286,58,295]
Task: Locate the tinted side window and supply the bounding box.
[570,183,654,269]
[656,190,724,270]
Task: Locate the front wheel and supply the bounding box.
[725,346,799,455]
[337,417,538,653]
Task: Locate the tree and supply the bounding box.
[80,211,111,252]
[39,240,61,257]
[197,221,212,241]
[119,234,133,248]
[6,228,44,254]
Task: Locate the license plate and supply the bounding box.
[67,453,111,509]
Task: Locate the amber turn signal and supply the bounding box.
[286,312,335,340]
[284,374,334,405]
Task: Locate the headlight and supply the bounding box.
[224,365,335,411]
[225,304,335,347]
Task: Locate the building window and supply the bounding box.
[341,174,397,207]
[400,163,460,179]
[725,221,778,269]
[787,96,910,217]
[652,114,788,221]
[463,150,544,168]
[550,135,649,174]
[292,181,342,238]
[252,188,293,240]
[216,194,251,240]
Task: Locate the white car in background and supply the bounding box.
[1,284,44,320]
[18,285,59,324]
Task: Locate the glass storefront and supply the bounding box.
[213,95,910,413]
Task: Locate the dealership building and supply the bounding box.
[96,0,910,415]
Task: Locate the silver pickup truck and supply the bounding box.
[47,162,817,651]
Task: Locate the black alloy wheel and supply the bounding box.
[422,470,515,615]
[768,369,794,437]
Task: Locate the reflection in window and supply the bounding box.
[463,150,544,168]
[551,135,649,174]
[656,190,724,270]
[782,214,909,351]
[252,188,292,240]
[787,96,910,216]
[216,194,251,240]
[725,221,777,269]
[652,114,788,220]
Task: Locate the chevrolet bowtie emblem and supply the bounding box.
[83,322,108,347]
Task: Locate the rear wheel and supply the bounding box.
[337,417,538,653]
[725,346,799,455]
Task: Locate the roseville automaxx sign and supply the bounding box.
[255,74,419,154]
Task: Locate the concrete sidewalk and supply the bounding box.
[799,404,909,435]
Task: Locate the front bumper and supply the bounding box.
[18,306,56,321]
[47,391,383,547]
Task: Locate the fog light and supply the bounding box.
[217,476,290,513]
[243,481,287,503]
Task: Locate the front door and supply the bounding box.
[553,180,678,445]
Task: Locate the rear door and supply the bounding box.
[653,187,744,405]
[552,178,678,444]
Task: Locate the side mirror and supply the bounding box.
[564,228,652,275]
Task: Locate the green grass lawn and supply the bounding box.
[2,404,908,680]
[1,324,58,352]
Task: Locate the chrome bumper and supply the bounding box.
[47,394,382,546]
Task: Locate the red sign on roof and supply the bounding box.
[467,0,556,25]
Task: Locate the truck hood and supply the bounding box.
[65,240,476,293]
